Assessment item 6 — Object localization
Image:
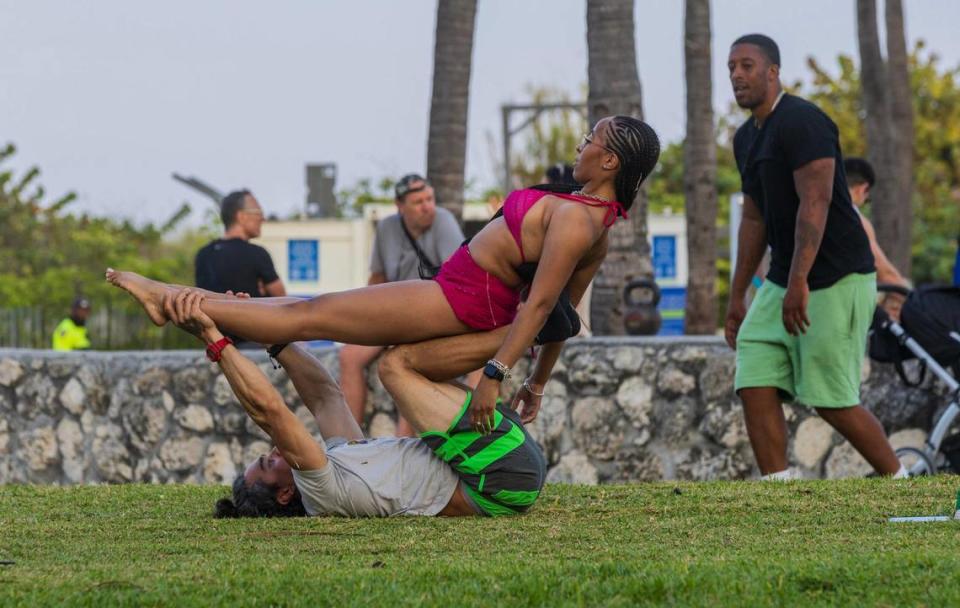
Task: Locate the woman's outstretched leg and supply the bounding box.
[108,269,473,346]
[195,282,473,345]
[104,270,299,325]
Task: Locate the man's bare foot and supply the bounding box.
[105,268,173,326]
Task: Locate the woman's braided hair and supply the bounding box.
[603,116,661,211]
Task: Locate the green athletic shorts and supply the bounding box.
[420,392,546,516]
[734,272,877,408]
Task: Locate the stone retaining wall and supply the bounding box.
[0,338,951,485]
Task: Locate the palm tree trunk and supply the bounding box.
[426,0,477,223]
[682,0,717,335]
[856,0,898,272]
[885,0,914,276]
[586,0,650,336]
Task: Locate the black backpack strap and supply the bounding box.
[399,218,441,280]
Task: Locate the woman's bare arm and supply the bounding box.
[513,241,606,422]
[494,204,598,369]
[469,203,601,431]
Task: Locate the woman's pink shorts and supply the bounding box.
[434,245,520,331]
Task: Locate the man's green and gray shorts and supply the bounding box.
[420,393,546,516]
[735,272,876,408]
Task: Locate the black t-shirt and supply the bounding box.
[734,93,874,290]
[195,239,280,296]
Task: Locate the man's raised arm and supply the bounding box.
[169,290,327,471]
[272,344,363,441]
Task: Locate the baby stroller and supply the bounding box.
[868,284,960,475]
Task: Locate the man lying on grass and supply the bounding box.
[166,288,546,518]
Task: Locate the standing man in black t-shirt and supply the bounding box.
[195,189,286,299]
[725,34,905,480]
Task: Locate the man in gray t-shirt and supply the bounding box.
[161,288,545,518]
[368,178,463,284]
[340,174,464,437]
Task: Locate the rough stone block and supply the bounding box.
[15,374,59,417]
[699,401,748,449]
[204,442,238,484]
[57,418,85,483]
[824,441,872,479]
[0,358,25,387]
[19,427,59,471]
[571,397,624,460]
[793,417,835,469]
[175,405,214,433]
[159,436,205,473]
[608,445,664,482]
[657,367,696,396]
[674,444,753,481]
[122,398,169,453]
[565,348,620,395]
[210,372,240,406]
[172,366,215,403]
[608,346,644,372]
[46,359,76,379]
[616,376,654,429]
[92,423,133,482]
[545,451,598,485]
[699,356,736,403]
[162,391,175,412]
[652,396,700,443]
[888,427,928,451]
[670,347,707,365]
[215,409,247,434]
[59,378,86,415]
[0,460,13,484]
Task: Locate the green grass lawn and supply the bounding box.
[2,478,959,607]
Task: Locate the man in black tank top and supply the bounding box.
[725,34,904,480]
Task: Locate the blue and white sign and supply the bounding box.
[288,239,319,282]
[658,286,686,336]
[653,235,677,280]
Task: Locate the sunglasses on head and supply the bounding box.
[396,174,430,199]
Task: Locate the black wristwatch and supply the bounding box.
[483,359,509,382]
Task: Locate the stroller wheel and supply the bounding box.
[895,446,935,476]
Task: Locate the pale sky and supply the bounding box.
[2,0,958,227]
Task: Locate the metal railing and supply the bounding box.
[0,307,196,350]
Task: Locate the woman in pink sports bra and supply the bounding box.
[107,115,660,431]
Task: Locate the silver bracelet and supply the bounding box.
[488,358,512,379]
[522,380,545,397]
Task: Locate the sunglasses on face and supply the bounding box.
[581,133,616,155]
